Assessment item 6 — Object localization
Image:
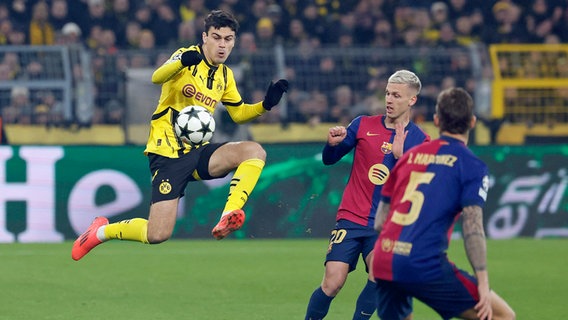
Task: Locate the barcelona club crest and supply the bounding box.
[381,141,392,154]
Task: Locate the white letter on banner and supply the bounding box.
[68,169,142,235]
[0,146,65,243]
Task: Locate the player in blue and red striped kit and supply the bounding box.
[305,70,430,320]
[372,87,515,320]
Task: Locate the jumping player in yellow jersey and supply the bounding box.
[71,9,288,261]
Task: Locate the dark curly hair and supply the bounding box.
[204,10,239,34]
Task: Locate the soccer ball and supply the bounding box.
[174,105,215,146]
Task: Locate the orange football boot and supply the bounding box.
[71,216,109,261]
[211,209,245,240]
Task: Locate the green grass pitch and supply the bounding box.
[0,238,565,319]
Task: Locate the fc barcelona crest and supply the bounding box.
[381,141,392,154]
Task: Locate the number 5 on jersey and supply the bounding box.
[391,171,435,226]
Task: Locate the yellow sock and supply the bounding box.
[222,158,265,215]
[103,218,149,244]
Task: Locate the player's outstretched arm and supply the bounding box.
[152,49,202,84]
[462,205,492,320]
[262,79,289,110]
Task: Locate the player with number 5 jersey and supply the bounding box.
[372,87,515,320]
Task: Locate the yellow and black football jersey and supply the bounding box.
[144,45,266,158]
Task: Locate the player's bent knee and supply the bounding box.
[321,283,343,297]
[321,279,345,297]
[241,141,266,160]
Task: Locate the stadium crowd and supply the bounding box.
[0,0,566,127]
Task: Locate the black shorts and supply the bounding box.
[148,143,227,203]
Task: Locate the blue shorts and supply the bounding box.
[375,263,479,320]
[325,219,377,272]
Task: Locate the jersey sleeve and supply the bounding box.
[221,66,267,123]
[322,116,360,165]
[225,102,266,124]
[460,157,489,208]
[151,47,193,84]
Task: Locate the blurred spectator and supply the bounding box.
[124,21,142,48]
[129,29,156,67]
[9,0,30,28]
[332,12,356,47]
[0,17,11,45]
[21,60,45,80]
[84,0,113,33]
[0,3,9,22]
[401,27,426,48]
[483,1,528,44]
[32,103,50,125]
[133,4,154,30]
[430,1,450,31]
[1,52,21,79]
[29,1,55,45]
[6,23,27,45]
[232,31,258,102]
[297,91,329,126]
[97,29,119,55]
[33,90,65,126]
[2,86,33,124]
[315,56,342,97]
[286,38,320,93]
[454,15,480,46]
[435,22,460,48]
[525,0,563,43]
[138,29,156,50]
[255,17,276,49]
[352,3,376,45]
[59,22,83,45]
[0,63,12,81]
[371,19,394,47]
[152,3,178,48]
[329,85,356,125]
[179,0,209,23]
[86,25,104,50]
[50,0,71,31]
[110,0,132,47]
[284,18,308,48]
[300,3,327,42]
[239,0,269,33]
[391,1,415,39]
[102,99,125,124]
[177,20,198,47]
[447,0,474,18]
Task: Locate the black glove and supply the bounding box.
[180,50,202,67]
[262,79,289,110]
